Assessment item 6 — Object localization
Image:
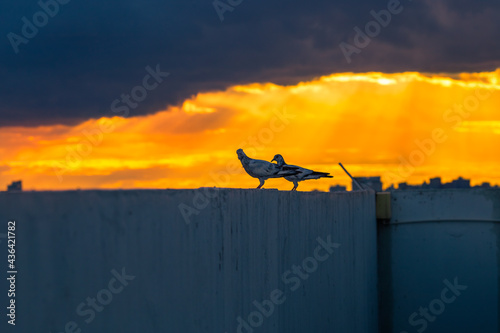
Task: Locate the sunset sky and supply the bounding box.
[1,0,500,191]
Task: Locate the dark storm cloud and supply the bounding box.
[1,0,499,126]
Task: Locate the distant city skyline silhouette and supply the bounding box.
[330,176,499,192]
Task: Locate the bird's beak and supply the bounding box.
[271,158,276,162]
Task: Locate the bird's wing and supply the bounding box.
[278,164,301,176]
[245,158,299,178]
[302,171,332,180]
[285,165,311,181]
[285,164,332,181]
[244,158,277,177]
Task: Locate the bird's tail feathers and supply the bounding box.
[311,171,333,178]
[279,165,300,176]
[279,169,301,176]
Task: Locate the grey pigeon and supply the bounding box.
[237,149,300,189]
[271,154,333,191]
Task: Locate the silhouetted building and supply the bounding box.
[380,176,497,191]
[429,177,442,189]
[444,177,470,189]
[385,184,396,191]
[354,177,383,191]
[393,176,472,190]
[330,185,347,192]
[397,182,408,190]
[7,181,22,192]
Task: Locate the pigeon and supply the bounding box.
[271,154,333,191]
[237,149,300,189]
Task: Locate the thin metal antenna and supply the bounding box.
[338,163,364,191]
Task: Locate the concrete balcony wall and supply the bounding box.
[378,189,500,333]
[0,189,378,333]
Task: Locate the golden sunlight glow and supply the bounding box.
[182,101,216,114]
[1,70,500,191]
[454,121,500,134]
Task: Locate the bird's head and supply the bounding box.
[271,154,285,166]
[236,148,246,160]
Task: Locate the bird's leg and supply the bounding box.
[291,181,298,191]
[257,179,265,189]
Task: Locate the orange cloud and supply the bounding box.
[2,70,500,191]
